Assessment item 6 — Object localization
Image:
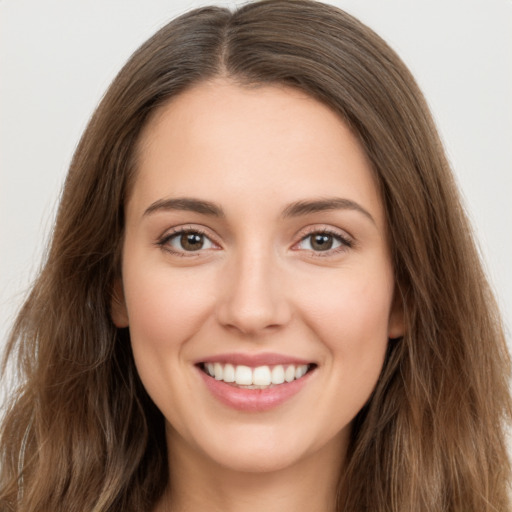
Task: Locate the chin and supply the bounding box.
[171,418,349,475]
[203,444,312,474]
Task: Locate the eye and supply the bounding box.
[295,230,352,253]
[160,229,216,254]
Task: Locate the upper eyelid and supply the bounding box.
[156,225,222,252]
[294,224,354,242]
[294,232,352,249]
[159,224,218,241]
[156,228,221,259]
[291,225,356,257]
[156,223,355,250]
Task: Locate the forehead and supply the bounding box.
[129,79,384,226]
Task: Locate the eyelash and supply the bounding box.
[156,226,217,257]
[293,227,353,257]
[156,226,353,257]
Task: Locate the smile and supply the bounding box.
[201,362,312,388]
[197,358,317,412]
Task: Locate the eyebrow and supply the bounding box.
[281,197,375,224]
[143,197,225,217]
[143,196,375,224]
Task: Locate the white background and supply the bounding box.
[1,0,511,359]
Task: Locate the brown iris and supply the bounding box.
[180,232,205,251]
[310,233,334,251]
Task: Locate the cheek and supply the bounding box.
[341,276,392,341]
[121,260,219,423]
[297,261,394,381]
[121,260,216,354]
[303,264,393,338]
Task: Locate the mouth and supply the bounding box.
[198,362,317,389]
[195,353,318,411]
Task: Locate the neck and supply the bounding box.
[154,428,346,512]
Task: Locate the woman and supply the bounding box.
[1,0,510,510]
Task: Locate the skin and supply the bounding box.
[112,79,404,512]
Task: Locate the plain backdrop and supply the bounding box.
[1,0,511,360]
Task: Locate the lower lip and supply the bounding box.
[197,367,315,412]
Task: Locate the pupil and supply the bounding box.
[181,232,203,251]
[311,234,332,251]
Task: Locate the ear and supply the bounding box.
[111,279,129,328]
[388,287,405,340]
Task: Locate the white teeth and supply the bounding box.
[285,365,296,383]
[253,366,272,386]
[235,365,253,385]
[223,363,235,383]
[295,365,307,379]
[204,362,311,386]
[214,362,223,380]
[271,365,285,384]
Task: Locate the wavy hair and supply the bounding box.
[1,1,510,510]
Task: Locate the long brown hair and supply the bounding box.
[1,1,510,510]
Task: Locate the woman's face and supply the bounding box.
[113,80,403,474]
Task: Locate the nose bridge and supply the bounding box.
[216,239,290,335]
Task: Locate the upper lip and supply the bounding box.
[197,352,314,367]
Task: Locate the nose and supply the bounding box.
[215,247,292,336]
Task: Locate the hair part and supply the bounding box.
[1,1,510,510]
